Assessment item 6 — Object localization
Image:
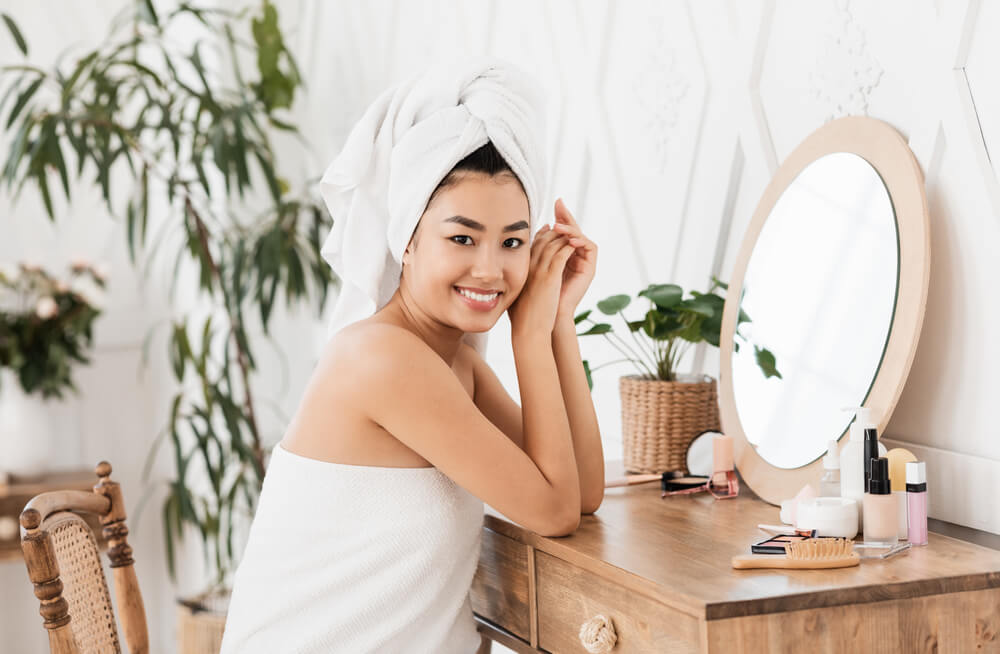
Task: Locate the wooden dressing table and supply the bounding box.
[471,461,1000,653]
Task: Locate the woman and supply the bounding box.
[220,59,602,654]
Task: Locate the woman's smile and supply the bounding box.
[454,285,502,310]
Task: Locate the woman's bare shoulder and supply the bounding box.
[317,320,430,376]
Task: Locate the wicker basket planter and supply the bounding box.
[177,592,229,654]
[619,374,721,474]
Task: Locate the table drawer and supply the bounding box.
[536,551,701,653]
[470,527,531,642]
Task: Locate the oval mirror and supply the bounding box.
[733,152,897,469]
[718,116,930,505]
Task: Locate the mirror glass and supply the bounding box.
[731,152,899,469]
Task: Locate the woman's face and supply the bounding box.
[402,172,531,333]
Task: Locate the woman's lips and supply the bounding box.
[454,286,502,311]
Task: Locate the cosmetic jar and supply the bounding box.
[795,497,859,539]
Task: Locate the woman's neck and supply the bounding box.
[378,287,465,366]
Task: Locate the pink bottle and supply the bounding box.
[906,461,928,546]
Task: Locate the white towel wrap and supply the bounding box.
[318,57,549,355]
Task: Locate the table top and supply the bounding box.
[484,460,1000,620]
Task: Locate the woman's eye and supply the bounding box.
[450,235,524,248]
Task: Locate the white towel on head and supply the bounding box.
[318,57,549,355]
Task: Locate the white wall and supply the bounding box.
[2,1,999,652]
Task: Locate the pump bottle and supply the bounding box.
[819,439,841,497]
[840,406,887,530]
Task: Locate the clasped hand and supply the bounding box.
[508,198,597,336]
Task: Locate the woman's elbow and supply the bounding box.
[542,512,581,538]
[581,487,604,515]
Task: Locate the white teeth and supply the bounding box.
[457,288,499,303]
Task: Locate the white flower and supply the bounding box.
[70,275,105,308]
[70,256,92,273]
[55,281,69,293]
[92,262,111,282]
[35,296,58,320]
[0,263,19,283]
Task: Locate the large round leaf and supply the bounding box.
[638,284,682,309]
[597,294,630,315]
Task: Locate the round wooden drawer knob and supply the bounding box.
[579,614,617,653]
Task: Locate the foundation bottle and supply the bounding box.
[862,457,898,545]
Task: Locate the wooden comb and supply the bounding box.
[732,538,860,570]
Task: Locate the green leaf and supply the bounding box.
[596,294,630,315]
[579,323,612,336]
[644,309,682,340]
[754,345,782,379]
[626,319,644,333]
[2,13,28,56]
[163,493,178,580]
[573,309,591,324]
[676,316,703,343]
[61,51,98,104]
[582,359,593,391]
[268,115,297,132]
[139,0,159,26]
[170,322,193,381]
[126,199,138,263]
[253,149,281,203]
[6,75,42,129]
[677,297,715,318]
[700,315,722,347]
[47,133,69,199]
[638,283,682,309]
[37,167,53,220]
[710,276,729,291]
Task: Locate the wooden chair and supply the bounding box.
[19,461,148,654]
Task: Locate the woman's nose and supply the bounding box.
[470,245,502,280]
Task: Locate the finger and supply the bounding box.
[538,235,570,270]
[552,222,583,239]
[547,242,576,274]
[554,198,578,226]
[530,228,561,268]
[567,235,597,258]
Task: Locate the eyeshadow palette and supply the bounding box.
[751,534,817,555]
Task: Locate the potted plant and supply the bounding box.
[575,278,780,474]
[0,261,105,475]
[1,3,333,651]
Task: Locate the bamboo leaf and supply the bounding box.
[6,75,42,129]
[2,13,28,56]
[61,51,98,104]
[37,166,53,219]
[253,148,281,203]
[139,0,159,27]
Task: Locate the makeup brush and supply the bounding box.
[732,538,860,570]
[604,472,665,488]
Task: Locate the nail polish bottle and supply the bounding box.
[906,461,928,546]
[862,457,898,545]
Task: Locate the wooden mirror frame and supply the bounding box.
[718,116,931,505]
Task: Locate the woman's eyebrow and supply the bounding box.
[443,215,530,233]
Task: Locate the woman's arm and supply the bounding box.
[552,316,604,514]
